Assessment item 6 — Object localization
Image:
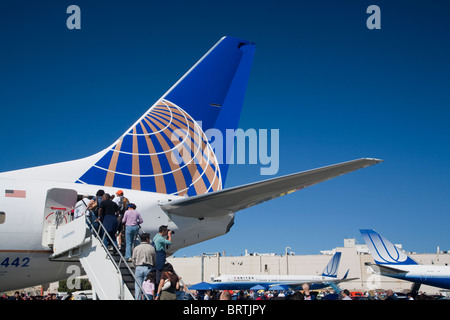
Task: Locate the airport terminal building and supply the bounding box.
[168,238,450,295]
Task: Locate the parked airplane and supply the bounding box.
[208,252,354,291]
[0,36,381,292]
[360,229,450,291]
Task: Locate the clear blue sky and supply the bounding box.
[1,1,449,257]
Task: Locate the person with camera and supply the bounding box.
[153,225,173,285]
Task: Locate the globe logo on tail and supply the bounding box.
[77,99,222,196]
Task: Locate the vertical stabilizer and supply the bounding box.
[360,229,418,265]
[322,252,341,278]
[76,37,256,196]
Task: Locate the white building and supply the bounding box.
[168,238,450,295]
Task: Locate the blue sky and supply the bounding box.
[1,1,449,257]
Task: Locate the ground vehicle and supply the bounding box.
[350,291,364,299]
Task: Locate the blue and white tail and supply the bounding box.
[360,229,418,265]
[322,252,341,278]
[76,37,256,196]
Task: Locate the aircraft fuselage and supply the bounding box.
[0,177,234,291]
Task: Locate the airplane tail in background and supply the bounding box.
[76,36,256,196]
[360,229,418,266]
[341,269,349,280]
[322,252,341,278]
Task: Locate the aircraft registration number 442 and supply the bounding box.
[1,257,30,268]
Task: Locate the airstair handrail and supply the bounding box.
[175,270,197,300]
[136,225,197,300]
[53,206,76,229]
[85,216,150,300]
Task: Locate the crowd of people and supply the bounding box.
[189,287,448,301]
[130,230,180,300]
[0,292,91,300]
[74,189,181,300]
[1,292,59,300]
[2,288,446,301]
[191,283,323,301]
[3,191,448,301]
[75,189,130,251]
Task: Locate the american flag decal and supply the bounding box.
[5,190,26,198]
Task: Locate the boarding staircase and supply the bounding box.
[48,209,147,300]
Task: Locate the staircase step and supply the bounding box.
[122,274,135,283]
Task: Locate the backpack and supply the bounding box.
[119,196,130,214]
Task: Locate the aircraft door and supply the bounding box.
[41,188,78,249]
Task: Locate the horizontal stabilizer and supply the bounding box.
[366,263,408,275]
[161,158,382,218]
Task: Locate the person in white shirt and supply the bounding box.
[74,195,90,219]
[342,289,353,300]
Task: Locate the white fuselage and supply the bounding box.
[211,274,335,290]
[0,176,234,292]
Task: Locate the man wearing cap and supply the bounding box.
[132,233,156,300]
[113,190,125,209]
[153,225,173,285]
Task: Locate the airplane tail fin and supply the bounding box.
[359,229,418,265]
[322,252,341,278]
[76,37,256,196]
[342,269,349,280]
